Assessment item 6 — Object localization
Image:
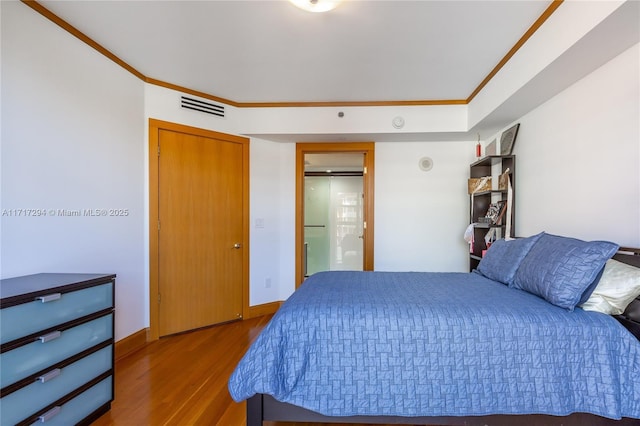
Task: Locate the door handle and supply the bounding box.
[233,243,242,249]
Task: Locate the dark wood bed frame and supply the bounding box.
[246,248,640,426]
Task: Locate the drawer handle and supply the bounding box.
[37,368,61,383]
[38,331,61,343]
[36,293,62,303]
[38,406,61,422]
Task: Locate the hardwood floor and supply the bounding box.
[92,314,416,426]
[93,315,269,426]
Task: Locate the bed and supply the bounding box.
[229,233,640,425]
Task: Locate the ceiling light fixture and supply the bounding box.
[289,0,342,13]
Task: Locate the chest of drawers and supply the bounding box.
[1,273,115,426]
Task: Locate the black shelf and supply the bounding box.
[473,223,506,229]
[468,155,515,271]
[471,189,508,197]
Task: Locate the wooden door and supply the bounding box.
[150,120,248,338]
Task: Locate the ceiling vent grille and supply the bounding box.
[180,96,225,118]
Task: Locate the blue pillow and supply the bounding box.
[511,233,619,310]
[476,233,543,285]
[577,264,606,305]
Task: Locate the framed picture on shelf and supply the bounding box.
[484,200,507,225]
[485,139,497,156]
[500,123,520,155]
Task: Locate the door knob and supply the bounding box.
[233,243,242,249]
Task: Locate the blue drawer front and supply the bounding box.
[0,282,113,344]
[0,314,113,388]
[25,376,112,426]
[0,345,112,425]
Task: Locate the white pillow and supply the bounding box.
[580,259,640,315]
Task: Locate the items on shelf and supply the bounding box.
[464,223,475,253]
[499,123,520,155]
[498,168,510,190]
[484,201,507,225]
[481,229,499,257]
[468,176,491,194]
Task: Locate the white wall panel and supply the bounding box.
[375,141,474,272]
[1,1,146,340]
[493,43,640,246]
[249,138,295,305]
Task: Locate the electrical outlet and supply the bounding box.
[265,278,271,288]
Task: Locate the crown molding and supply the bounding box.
[20,0,562,109]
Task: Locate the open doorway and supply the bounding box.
[295,143,375,287]
[304,153,364,276]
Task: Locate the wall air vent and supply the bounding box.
[180,96,225,118]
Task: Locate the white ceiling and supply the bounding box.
[38,0,554,105]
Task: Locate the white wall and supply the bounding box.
[493,43,640,247]
[375,141,474,272]
[144,84,241,136]
[0,2,146,340]
[468,0,628,129]
[249,138,296,304]
[241,104,468,136]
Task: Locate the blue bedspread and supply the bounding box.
[228,271,640,419]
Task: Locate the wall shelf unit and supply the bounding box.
[469,155,515,271]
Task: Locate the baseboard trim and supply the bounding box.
[244,301,282,319]
[115,328,149,361]
[115,303,281,357]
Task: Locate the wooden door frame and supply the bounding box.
[148,118,250,341]
[295,142,375,287]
